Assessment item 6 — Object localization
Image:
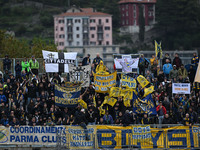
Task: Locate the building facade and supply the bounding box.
[54,6,113,50]
[118,0,156,34]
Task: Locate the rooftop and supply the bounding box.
[119,0,156,4]
[55,7,111,17]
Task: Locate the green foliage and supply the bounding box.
[0,29,57,58]
[155,0,200,49]
[40,11,53,27]
[16,25,26,36]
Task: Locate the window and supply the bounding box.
[126,20,129,24]
[76,27,79,31]
[67,26,72,32]
[59,20,64,23]
[134,20,136,25]
[77,41,80,46]
[126,11,128,16]
[91,34,95,38]
[68,34,73,40]
[133,4,136,10]
[122,20,125,25]
[133,11,136,18]
[105,26,110,30]
[75,19,80,23]
[67,19,73,25]
[103,55,106,58]
[106,41,109,45]
[126,4,128,9]
[59,34,65,38]
[56,26,58,31]
[69,41,72,46]
[106,19,109,23]
[103,47,106,52]
[98,19,102,24]
[83,41,89,46]
[76,34,80,38]
[112,47,116,52]
[90,27,96,30]
[59,42,64,46]
[90,19,96,23]
[106,34,109,38]
[90,42,96,45]
[60,27,64,31]
[83,18,88,24]
[99,41,102,45]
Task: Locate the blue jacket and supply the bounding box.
[163,63,173,75]
[0,94,7,103]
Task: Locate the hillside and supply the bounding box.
[0,0,120,42]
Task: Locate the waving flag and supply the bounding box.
[137,75,150,88]
[143,85,154,97]
[42,50,77,73]
[132,92,157,115]
[155,40,162,60]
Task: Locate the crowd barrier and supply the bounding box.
[0,125,199,149]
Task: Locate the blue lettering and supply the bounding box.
[10,135,15,142]
[10,127,14,133]
[42,136,47,142]
[121,129,132,147]
[33,136,39,142]
[25,127,28,133]
[27,136,33,142]
[21,135,26,142]
[97,129,116,148]
[167,129,187,148]
[48,136,52,143]
[16,136,20,142]
[151,131,163,148]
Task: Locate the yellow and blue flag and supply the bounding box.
[155,40,162,60]
[109,87,121,97]
[54,84,81,107]
[104,96,117,107]
[78,99,87,109]
[143,85,154,98]
[137,75,150,88]
[132,92,157,115]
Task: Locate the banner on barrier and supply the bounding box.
[0,126,66,145]
[94,71,117,93]
[0,125,198,149]
[172,83,190,94]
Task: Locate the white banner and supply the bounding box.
[69,65,91,87]
[114,54,139,73]
[172,83,190,94]
[42,50,77,73]
[0,126,66,145]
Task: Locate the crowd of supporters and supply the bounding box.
[0,52,199,128]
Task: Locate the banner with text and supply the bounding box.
[121,74,137,88]
[0,126,198,149]
[94,71,117,93]
[172,83,190,94]
[54,84,81,107]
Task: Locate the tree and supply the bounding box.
[155,0,200,49]
[0,29,57,58]
[139,5,145,43]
